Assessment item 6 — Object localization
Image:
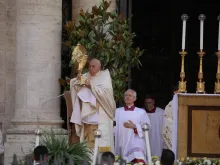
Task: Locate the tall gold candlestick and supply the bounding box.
[178,50,187,93]
[196,50,205,93]
[214,51,220,94]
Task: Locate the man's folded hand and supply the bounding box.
[123,120,136,129]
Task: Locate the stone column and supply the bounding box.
[4,0,63,164]
[72,0,116,22]
[0,0,16,133]
[13,0,63,125]
[0,0,7,122]
[0,0,16,164]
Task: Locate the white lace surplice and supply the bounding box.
[115,107,151,163]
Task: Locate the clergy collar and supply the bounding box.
[145,106,156,113]
[124,105,135,111]
[89,71,101,78]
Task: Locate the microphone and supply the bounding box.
[33,93,65,165]
[35,93,65,136]
[41,93,64,110]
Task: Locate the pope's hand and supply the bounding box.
[123,120,136,129]
[85,78,91,88]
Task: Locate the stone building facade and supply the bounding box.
[0,0,115,164]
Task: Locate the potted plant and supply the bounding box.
[15,130,92,165]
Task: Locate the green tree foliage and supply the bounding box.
[64,0,144,103]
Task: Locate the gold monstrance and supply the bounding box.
[71,44,88,85]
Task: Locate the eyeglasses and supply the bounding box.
[124,94,134,97]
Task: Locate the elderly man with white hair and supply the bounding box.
[70,58,116,153]
[114,89,151,164]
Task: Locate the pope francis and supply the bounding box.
[70,58,116,153]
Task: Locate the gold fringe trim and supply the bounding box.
[98,146,111,152]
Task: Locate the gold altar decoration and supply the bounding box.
[196,50,206,93]
[214,51,220,94]
[71,44,88,85]
[178,50,187,93]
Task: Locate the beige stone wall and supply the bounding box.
[0,0,16,136]
[72,0,116,22]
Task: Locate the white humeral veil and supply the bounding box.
[115,107,151,163]
[70,69,116,153]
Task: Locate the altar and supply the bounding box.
[172,93,220,159]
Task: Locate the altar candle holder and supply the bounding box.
[178,14,188,93]
[178,50,188,93]
[215,15,220,94]
[214,51,220,94]
[196,50,206,93]
[196,14,206,94]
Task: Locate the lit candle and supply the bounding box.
[35,135,39,147]
[218,15,220,50]
[34,127,41,165]
[142,124,152,165]
[181,14,189,50]
[35,128,41,147]
[92,130,101,165]
[92,138,99,165]
[199,14,206,50]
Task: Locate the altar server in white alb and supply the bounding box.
[114,89,151,164]
[144,96,164,157]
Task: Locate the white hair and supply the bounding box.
[124,89,137,98]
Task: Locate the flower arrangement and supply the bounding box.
[114,155,160,165]
[177,157,220,165]
[114,156,220,165]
